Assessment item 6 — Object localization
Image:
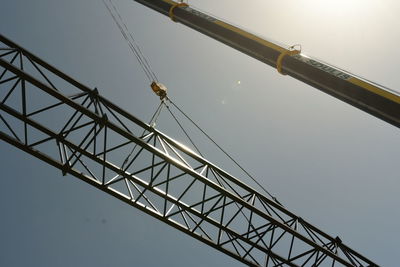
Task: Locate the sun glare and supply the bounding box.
[299,0,375,21]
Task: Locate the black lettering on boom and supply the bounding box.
[293,55,351,80]
[182,7,217,22]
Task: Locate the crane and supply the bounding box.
[132,0,400,129]
[0,32,378,266]
[2,0,397,266]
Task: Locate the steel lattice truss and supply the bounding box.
[0,34,377,267]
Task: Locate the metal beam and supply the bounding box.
[0,34,377,266]
[131,0,400,129]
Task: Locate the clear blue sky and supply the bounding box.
[1,0,399,266]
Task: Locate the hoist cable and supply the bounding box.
[103,0,151,81]
[103,0,157,83]
[104,0,279,204]
[104,0,154,82]
[152,101,164,126]
[164,99,283,234]
[121,101,164,171]
[105,0,154,82]
[107,0,158,82]
[166,98,281,205]
[164,102,204,157]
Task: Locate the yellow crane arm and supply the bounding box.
[134,0,400,128]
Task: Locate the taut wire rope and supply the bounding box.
[103,0,158,83]
[166,97,282,205]
[102,0,281,205]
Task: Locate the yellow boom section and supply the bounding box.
[134,0,400,128]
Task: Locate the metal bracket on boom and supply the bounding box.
[169,2,188,22]
[277,45,301,75]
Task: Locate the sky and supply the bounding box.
[1,0,399,266]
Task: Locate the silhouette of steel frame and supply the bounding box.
[0,34,377,267]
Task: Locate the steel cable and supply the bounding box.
[103,0,280,205]
[166,97,282,205]
[103,0,158,83]
[121,101,164,171]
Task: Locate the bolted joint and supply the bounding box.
[99,114,108,127]
[56,132,64,142]
[61,163,69,176]
[89,87,100,100]
[91,87,99,95]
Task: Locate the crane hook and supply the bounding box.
[151,81,167,100]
